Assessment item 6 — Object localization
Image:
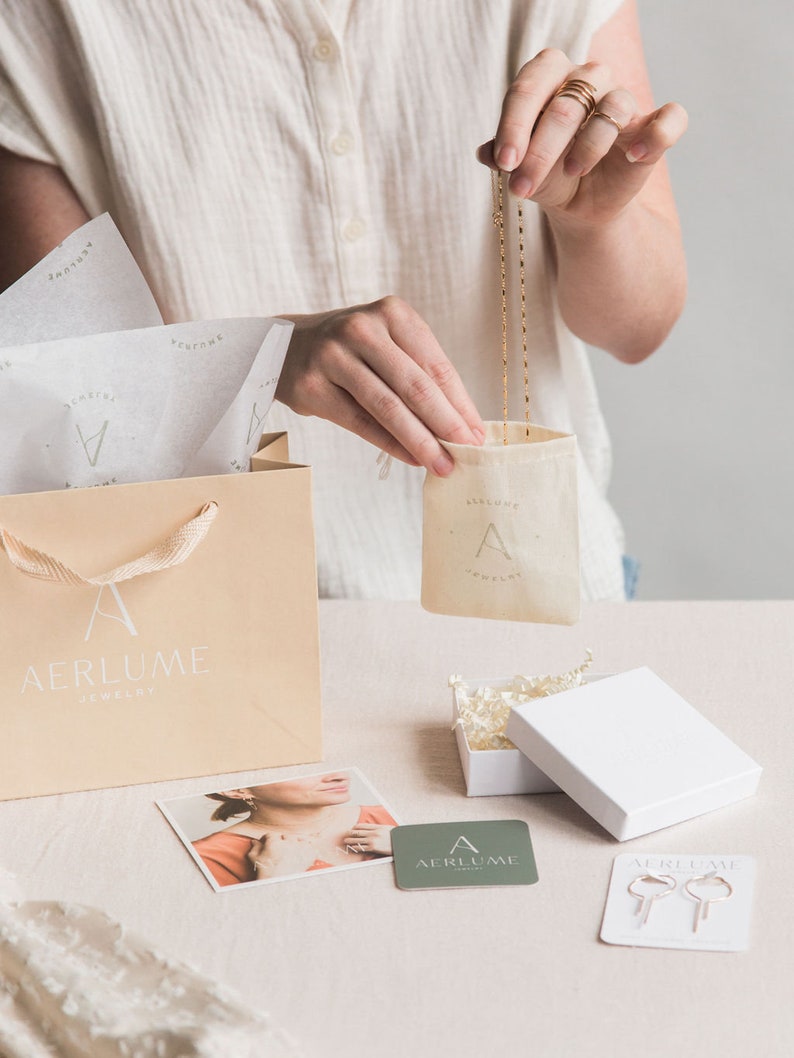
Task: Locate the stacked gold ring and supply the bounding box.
[589,110,624,134]
[551,78,598,123]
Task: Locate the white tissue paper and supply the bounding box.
[0,213,163,343]
[0,215,292,494]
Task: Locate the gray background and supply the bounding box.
[589,2,793,598]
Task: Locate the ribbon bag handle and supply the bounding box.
[0,501,218,586]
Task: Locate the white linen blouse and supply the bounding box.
[0,0,627,601]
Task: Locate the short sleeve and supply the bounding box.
[0,65,57,164]
[0,1,110,214]
[570,0,626,59]
[358,805,398,827]
[524,0,626,64]
[192,833,253,887]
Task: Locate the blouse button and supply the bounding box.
[342,218,367,242]
[331,133,354,156]
[312,38,335,61]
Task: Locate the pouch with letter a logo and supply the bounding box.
[421,420,580,624]
[421,174,581,624]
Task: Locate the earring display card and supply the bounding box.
[600,853,756,952]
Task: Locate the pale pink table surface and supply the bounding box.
[1,600,790,1058]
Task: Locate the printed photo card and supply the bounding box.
[158,767,398,892]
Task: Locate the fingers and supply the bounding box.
[281,298,486,477]
[492,48,572,173]
[300,377,422,469]
[343,824,392,854]
[506,60,612,198]
[562,89,636,179]
[476,140,498,170]
[623,101,688,165]
[375,296,485,441]
[324,348,464,477]
[342,827,369,851]
[578,100,689,212]
[478,49,687,219]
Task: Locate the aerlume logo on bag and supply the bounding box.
[84,582,138,641]
[18,581,211,700]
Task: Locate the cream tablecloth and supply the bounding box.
[1,601,791,1057]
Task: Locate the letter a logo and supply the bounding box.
[76,421,110,467]
[84,583,138,642]
[246,402,268,445]
[449,835,480,855]
[475,522,511,561]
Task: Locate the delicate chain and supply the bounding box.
[491,170,530,445]
[491,170,508,445]
[517,200,530,438]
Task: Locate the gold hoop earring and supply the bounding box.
[627,873,676,926]
[684,874,733,933]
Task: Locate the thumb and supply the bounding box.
[249,834,267,856]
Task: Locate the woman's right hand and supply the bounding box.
[276,297,485,476]
[343,822,394,856]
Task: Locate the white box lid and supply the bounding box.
[504,667,762,840]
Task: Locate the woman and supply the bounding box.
[0,0,686,600]
[193,771,396,887]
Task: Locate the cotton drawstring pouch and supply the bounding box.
[421,173,580,624]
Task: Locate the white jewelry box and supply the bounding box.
[504,667,762,840]
[452,674,605,797]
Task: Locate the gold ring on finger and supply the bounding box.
[589,110,624,134]
[552,78,598,123]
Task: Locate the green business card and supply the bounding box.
[391,820,539,890]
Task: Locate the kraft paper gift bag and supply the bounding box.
[421,420,580,625]
[0,433,322,800]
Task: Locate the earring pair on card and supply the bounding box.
[629,872,733,932]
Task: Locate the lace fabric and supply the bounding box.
[0,900,300,1058]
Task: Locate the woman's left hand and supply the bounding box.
[477,48,687,228]
[342,823,394,856]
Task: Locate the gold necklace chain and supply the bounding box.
[492,170,508,444]
[491,170,531,443]
[517,199,530,437]
[244,809,343,840]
